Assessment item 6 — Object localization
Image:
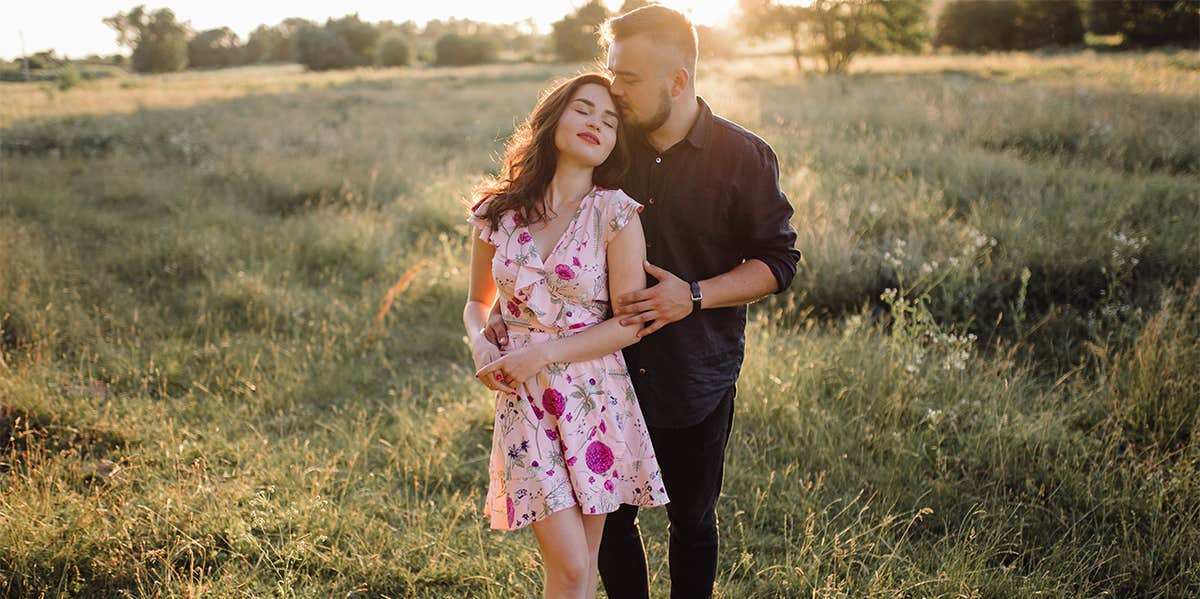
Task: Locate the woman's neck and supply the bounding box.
[546,160,594,214]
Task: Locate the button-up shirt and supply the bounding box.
[620,97,802,428]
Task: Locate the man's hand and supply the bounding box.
[615,260,693,337]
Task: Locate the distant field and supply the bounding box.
[1,51,1198,597]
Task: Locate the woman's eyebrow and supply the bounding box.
[574,98,619,120]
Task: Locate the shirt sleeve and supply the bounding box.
[737,143,801,294]
[603,189,644,245]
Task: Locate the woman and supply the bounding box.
[463,72,668,599]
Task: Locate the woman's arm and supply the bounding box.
[464,233,514,393]
[539,215,646,363]
[475,215,647,385]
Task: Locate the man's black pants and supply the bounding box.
[597,386,736,599]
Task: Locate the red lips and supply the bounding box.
[577,132,600,145]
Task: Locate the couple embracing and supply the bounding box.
[461,6,801,598]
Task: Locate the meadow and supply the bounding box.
[1,50,1198,597]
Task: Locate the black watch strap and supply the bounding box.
[689,280,702,313]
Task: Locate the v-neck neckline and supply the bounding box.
[525,185,595,265]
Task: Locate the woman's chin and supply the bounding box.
[559,146,608,168]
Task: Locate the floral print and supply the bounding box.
[468,186,668,530]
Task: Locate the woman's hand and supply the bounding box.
[475,346,549,392]
[470,335,516,393]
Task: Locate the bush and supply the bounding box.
[325,14,380,66]
[57,65,82,91]
[551,0,609,62]
[937,0,1084,51]
[377,33,414,67]
[187,27,243,69]
[1089,0,1200,48]
[434,33,498,66]
[292,25,356,71]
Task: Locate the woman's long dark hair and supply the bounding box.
[471,73,629,230]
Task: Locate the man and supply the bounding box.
[487,6,800,597]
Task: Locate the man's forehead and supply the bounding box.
[607,34,680,75]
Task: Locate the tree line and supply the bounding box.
[741,0,1197,73]
[7,1,1196,77]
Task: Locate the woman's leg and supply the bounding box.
[581,513,608,599]
[531,507,592,599]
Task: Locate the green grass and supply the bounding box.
[1,52,1198,597]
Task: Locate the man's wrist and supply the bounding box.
[689,280,703,313]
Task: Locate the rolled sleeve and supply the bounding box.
[738,144,801,294]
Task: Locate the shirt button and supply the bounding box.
[648,197,655,205]
[646,241,653,249]
[637,368,647,375]
[654,156,662,164]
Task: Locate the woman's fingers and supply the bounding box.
[476,357,519,394]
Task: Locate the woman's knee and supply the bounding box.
[546,552,593,590]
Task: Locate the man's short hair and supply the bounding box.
[600,5,698,74]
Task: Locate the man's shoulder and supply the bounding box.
[709,112,775,160]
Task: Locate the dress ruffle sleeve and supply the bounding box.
[602,189,643,245]
[467,196,497,247]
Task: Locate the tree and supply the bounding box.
[326,14,381,66]
[103,5,189,73]
[741,0,930,73]
[377,33,414,67]
[1088,0,1200,48]
[292,25,356,71]
[1017,0,1084,49]
[244,25,285,63]
[188,27,241,68]
[936,0,1085,51]
[434,33,499,66]
[551,0,611,62]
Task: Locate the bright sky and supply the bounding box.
[3,1,739,60]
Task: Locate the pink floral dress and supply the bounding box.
[468,186,669,530]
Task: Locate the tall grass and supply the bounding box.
[1,52,1197,597]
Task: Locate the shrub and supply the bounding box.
[292,25,356,71]
[434,33,498,66]
[377,33,414,67]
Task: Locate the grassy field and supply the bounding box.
[1,50,1198,597]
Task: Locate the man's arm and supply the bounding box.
[616,141,800,336]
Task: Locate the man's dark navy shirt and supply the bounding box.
[620,97,801,428]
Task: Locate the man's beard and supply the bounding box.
[628,87,672,134]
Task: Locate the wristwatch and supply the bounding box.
[689,280,703,314]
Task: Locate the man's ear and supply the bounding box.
[670,66,690,98]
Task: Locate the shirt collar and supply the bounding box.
[634,96,713,153]
[684,96,713,150]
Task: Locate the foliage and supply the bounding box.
[551,0,611,62]
[434,33,500,66]
[292,25,356,71]
[103,5,189,73]
[377,33,414,67]
[936,0,1085,51]
[325,14,381,66]
[741,0,930,73]
[1088,0,1200,48]
[187,27,242,69]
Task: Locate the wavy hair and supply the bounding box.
[471,73,628,230]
